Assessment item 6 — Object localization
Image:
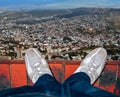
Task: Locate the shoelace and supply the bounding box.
[81,62,98,84]
[34,62,47,72]
[33,62,50,80]
[32,62,41,81]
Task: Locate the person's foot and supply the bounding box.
[25,48,53,83]
[74,47,107,84]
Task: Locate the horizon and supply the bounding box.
[0,0,120,10]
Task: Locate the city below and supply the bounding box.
[0,8,120,61]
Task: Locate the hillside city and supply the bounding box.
[0,8,120,60]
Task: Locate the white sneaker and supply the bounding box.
[74,47,107,84]
[25,48,53,83]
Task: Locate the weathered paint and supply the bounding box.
[0,64,11,90]
[0,60,119,96]
[11,63,27,87]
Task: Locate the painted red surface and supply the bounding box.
[99,64,118,93]
[49,63,63,82]
[0,64,10,81]
[0,64,11,90]
[65,64,79,79]
[11,63,27,87]
[0,60,119,96]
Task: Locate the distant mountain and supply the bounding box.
[55,8,120,18]
[2,7,120,18]
[26,9,69,18]
[26,8,120,18]
[21,8,120,19]
[1,7,120,25]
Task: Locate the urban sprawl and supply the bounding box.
[0,8,120,60]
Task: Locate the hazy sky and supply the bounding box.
[0,0,120,9]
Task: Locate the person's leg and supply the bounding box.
[25,48,62,96]
[64,47,118,97]
[0,48,62,97]
[64,72,91,92]
[64,47,107,87]
[0,74,61,97]
[64,72,118,97]
[0,86,32,97]
[63,72,92,97]
[74,47,107,84]
[25,48,53,84]
[33,74,62,95]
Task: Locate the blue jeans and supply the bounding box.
[0,72,118,97]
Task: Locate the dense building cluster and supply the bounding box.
[0,10,120,60]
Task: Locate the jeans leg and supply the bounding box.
[0,86,35,97]
[64,72,118,97]
[64,72,90,86]
[63,72,93,96]
[0,74,62,97]
[64,72,94,92]
[33,74,62,96]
